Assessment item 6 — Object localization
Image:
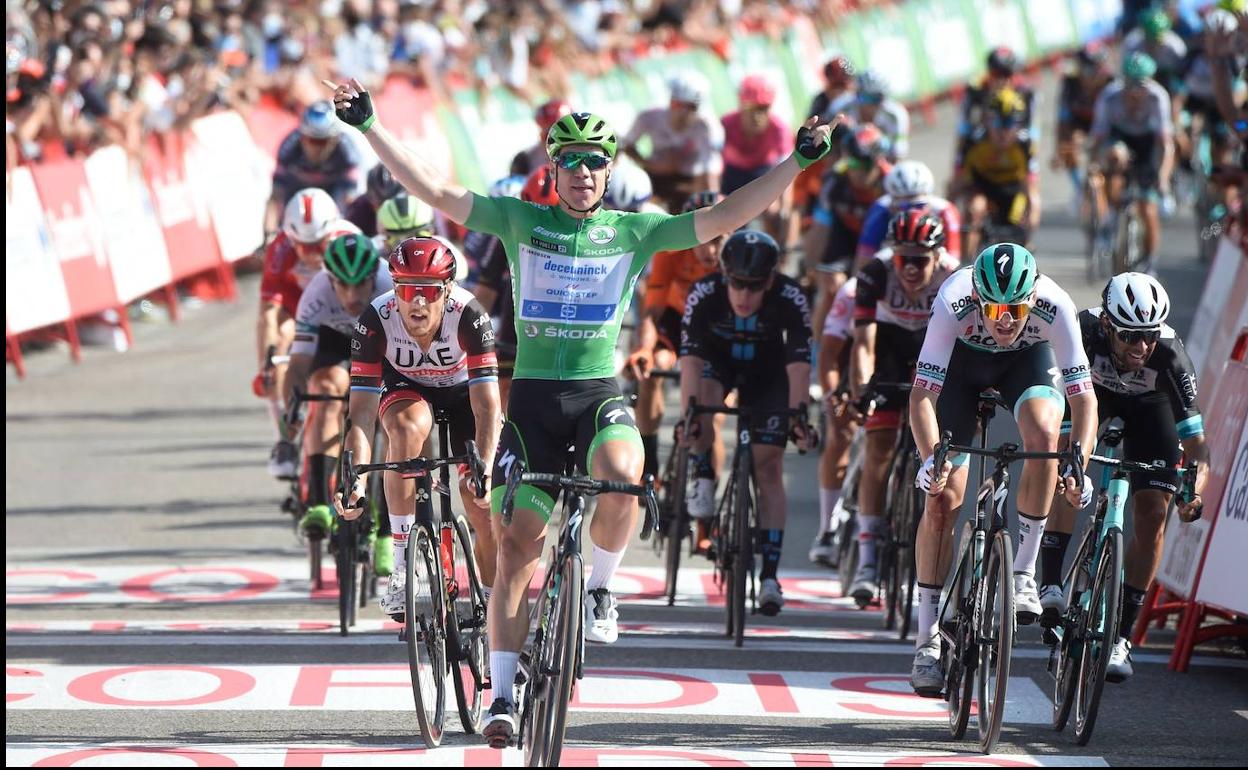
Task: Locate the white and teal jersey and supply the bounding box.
[914,268,1093,399]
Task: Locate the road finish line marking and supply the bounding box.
[5,563,855,612]
[2,742,1110,767]
[4,664,1053,724]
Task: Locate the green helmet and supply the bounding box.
[545,112,618,160]
[1139,7,1171,38]
[324,233,379,286]
[378,194,434,235]
[1122,51,1157,82]
[973,243,1038,304]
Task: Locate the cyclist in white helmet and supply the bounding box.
[604,159,663,213]
[622,71,724,211]
[1039,272,1208,684]
[856,160,964,262]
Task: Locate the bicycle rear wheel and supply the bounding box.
[449,515,488,734]
[837,514,858,598]
[525,553,583,767]
[945,522,975,740]
[406,526,447,747]
[1073,527,1122,746]
[976,528,1015,754]
[1052,521,1097,732]
[309,533,324,590]
[664,446,689,606]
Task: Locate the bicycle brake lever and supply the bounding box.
[640,474,657,542]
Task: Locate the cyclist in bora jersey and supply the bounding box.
[907,244,1097,696]
[326,76,838,744]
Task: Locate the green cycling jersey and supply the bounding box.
[465,193,699,380]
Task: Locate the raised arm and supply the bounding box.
[326,78,475,224]
[692,116,838,242]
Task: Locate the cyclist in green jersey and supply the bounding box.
[327,77,836,744]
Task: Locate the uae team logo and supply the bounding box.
[587,225,616,245]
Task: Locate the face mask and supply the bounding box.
[109,18,124,41]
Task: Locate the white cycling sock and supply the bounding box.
[489,651,520,705]
[915,583,942,650]
[819,487,841,534]
[856,513,880,568]
[1015,513,1047,576]
[586,543,625,592]
[390,514,413,571]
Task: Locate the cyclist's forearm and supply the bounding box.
[634,311,660,353]
[818,337,843,395]
[849,327,874,398]
[786,362,811,410]
[678,355,705,411]
[257,306,281,369]
[1068,392,1098,470]
[1181,434,1211,497]
[364,120,474,224]
[343,392,378,466]
[693,157,799,240]
[469,383,502,471]
[282,353,312,407]
[910,388,941,461]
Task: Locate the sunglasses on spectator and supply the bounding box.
[394,281,447,303]
[556,151,611,171]
[980,301,1032,322]
[1109,321,1161,345]
[726,276,768,292]
[893,252,934,270]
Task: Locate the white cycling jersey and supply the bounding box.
[291,264,394,356]
[622,107,724,177]
[912,268,1093,398]
[826,94,911,160]
[822,276,857,340]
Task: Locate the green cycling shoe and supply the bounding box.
[299,504,335,539]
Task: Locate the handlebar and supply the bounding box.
[340,440,485,514]
[1088,454,1203,520]
[499,459,659,541]
[680,399,816,451]
[931,430,1083,484]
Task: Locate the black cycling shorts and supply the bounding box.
[1062,386,1182,495]
[703,356,791,448]
[378,363,476,456]
[936,340,1064,464]
[310,327,352,372]
[968,171,1028,226]
[1108,128,1162,193]
[490,378,641,521]
[864,324,924,427]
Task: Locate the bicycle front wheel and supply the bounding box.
[449,515,488,734]
[526,553,584,767]
[1052,522,1097,732]
[945,522,975,740]
[335,521,358,636]
[976,528,1015,754]
[731,462,753,648]
[406,526,447,747]
[664,445,689,607]
[1074,527,1122,746]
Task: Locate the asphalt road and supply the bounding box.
[7,69,1247,767]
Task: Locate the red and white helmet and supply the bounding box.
[388,235,460,282]
[282,188,341,244]
[324,218,361,240]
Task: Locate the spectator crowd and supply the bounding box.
[6,0,893,168]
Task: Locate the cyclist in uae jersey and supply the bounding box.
[906,243,1097,697]
[845,212,959,605]
[336,236,501,621]
[1039,273,1208,683]
[328,76,837,747]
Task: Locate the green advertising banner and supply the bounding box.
[911,0,981,94]
[852,5,925,103]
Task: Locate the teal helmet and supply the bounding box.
[1123,51,1157,82]
[545,111,618,160]
[973,243,1038,304]
[324,233,379,286]
[1138,7,1171,39]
